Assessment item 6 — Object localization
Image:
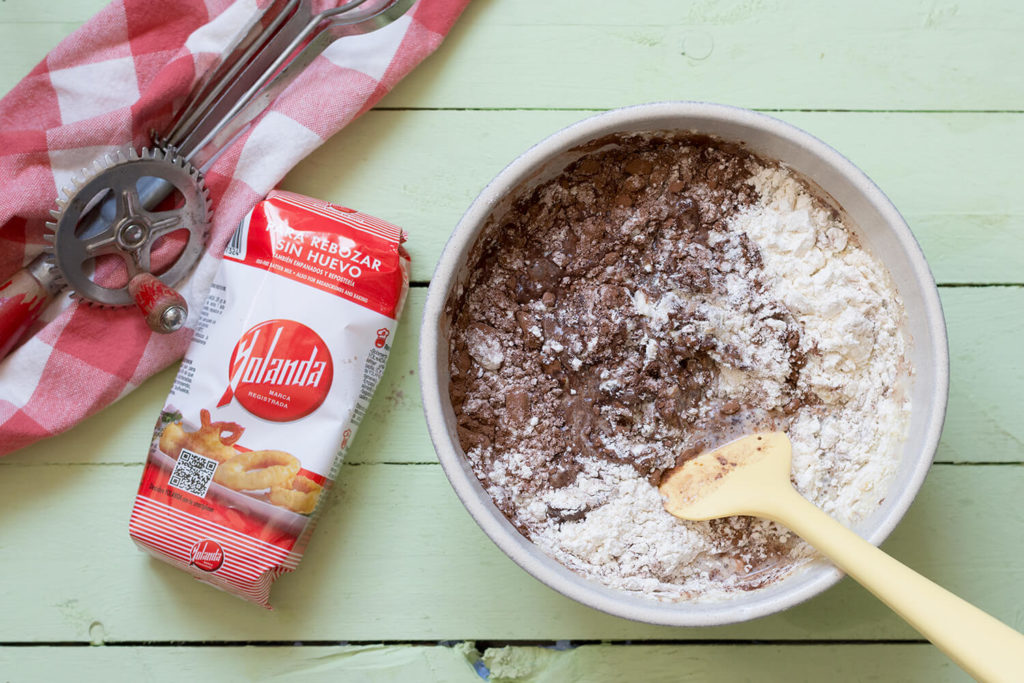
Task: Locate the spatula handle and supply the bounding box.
[763,488,1024,683]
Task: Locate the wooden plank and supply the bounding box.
[0,0,106,23]
[0,644,484,681]
[0,643,971,682]
[394,0,1024,111]
[285,110,1024,285]
[482,643,970,683]
[2,1,1024,111]
[940,287,1024,463]
[0,0,109,87]
[0,462,1019,642]
[6,286,1023,465]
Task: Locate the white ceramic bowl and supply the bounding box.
[419,102,949,626]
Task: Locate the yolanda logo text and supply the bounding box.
[230,325,327,389]
[220,319,334,421]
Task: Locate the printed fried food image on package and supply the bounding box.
[129,190,409,606]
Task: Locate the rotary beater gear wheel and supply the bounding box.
[45,147,211,307]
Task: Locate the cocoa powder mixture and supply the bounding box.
[446,133,909,600]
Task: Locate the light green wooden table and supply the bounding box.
[2,1,1022,681]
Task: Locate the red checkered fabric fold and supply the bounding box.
[0,0,469,455]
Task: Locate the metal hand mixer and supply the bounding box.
[0,0,414,359]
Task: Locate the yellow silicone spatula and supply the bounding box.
[659,432,1024,683]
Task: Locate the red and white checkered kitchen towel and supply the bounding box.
[0,0,469,455]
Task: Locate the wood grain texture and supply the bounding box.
[0,462,1019,643]
[2,0,1023,111]
[0,644,484,681]
[393,0,1024,110]
[483,643,971,683]
[1,0,1021,679]
[940,287,1024,463]
[6,287,1023,466]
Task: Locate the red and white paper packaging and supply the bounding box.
[129,190,409,606]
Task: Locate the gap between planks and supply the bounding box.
[0,638,930,647]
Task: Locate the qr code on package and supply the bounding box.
[169,448,218,498]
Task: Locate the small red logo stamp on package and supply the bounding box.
[375,328,390,348]
[189,540,225,572]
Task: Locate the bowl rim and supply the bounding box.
[418,101,950,627]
